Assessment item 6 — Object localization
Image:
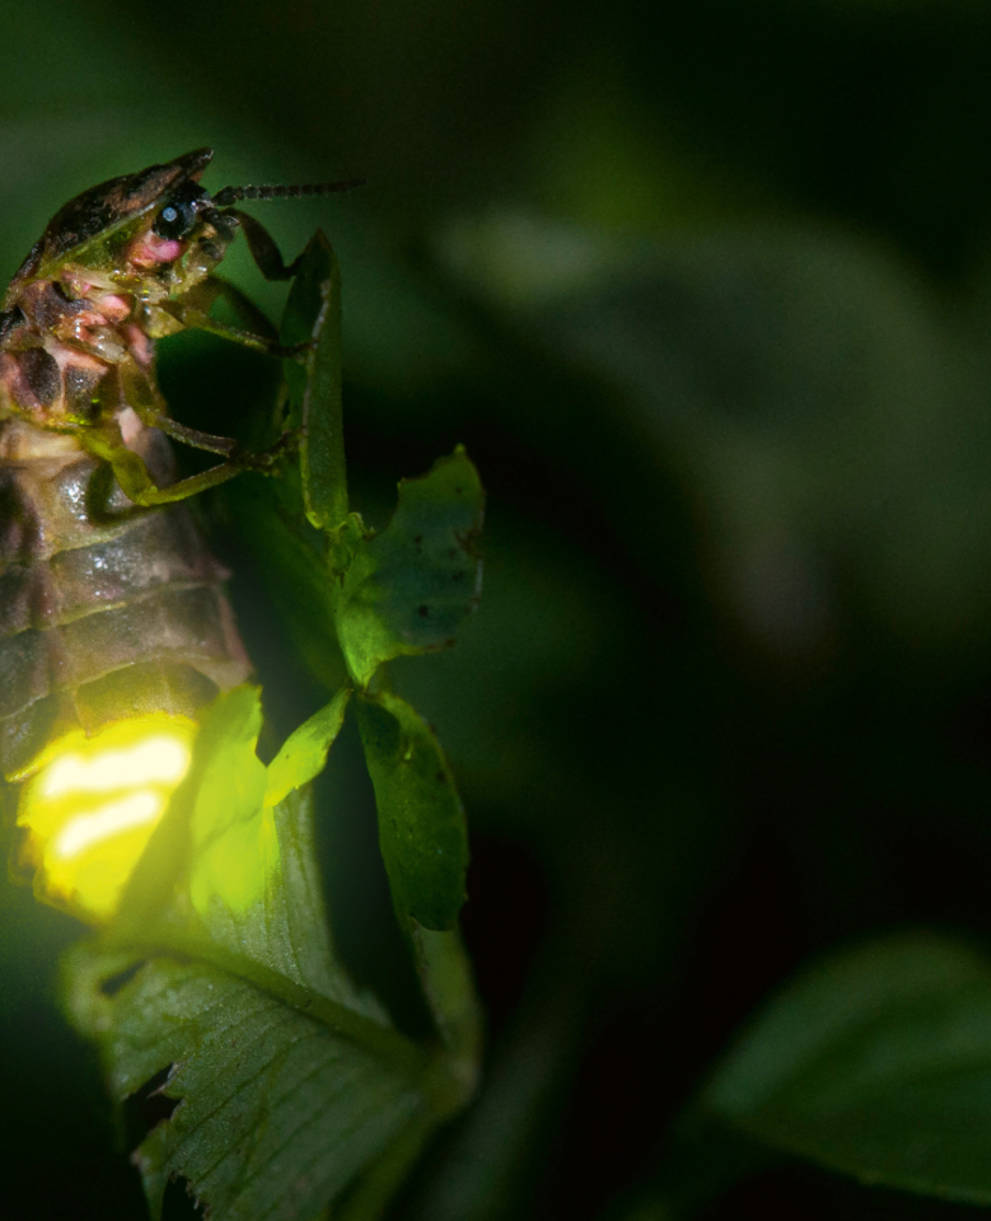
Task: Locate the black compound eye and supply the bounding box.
[153,199,196,240]
[152,182,207,241]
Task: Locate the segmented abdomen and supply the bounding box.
[0,417,251,779]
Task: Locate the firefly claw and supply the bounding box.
[232,428,301,473]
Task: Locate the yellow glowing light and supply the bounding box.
[40,735,190,799]
[16,714,197,921]
[51,790,161,859]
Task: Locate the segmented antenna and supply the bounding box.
[212,179,365,208]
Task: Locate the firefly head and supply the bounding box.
[139,157,364,285]
[5,148,362,309]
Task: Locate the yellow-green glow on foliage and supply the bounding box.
[188,737,273,919]
[16,715,197,921]
[183,684,277,922]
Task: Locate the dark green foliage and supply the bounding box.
[9,3,991,1219]
[357,691,469,932]
[697,934,991,1206]
[334,452,484,687]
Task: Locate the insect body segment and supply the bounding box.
[0,149,326,917]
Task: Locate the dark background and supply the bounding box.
[4,1,991,1217]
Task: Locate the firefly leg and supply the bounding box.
[195,275,278,336]
[118,359,297,465]
[164,278,307,358]
[228,210,300,281]
[80,417,294,508]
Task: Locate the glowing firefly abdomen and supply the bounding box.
[0,416,251,917]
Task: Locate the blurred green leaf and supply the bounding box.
[409,921,482,1068]
[435,210,991,653]
[697,933,991,1205]
[334,450,484,688]
[356,690,468,932]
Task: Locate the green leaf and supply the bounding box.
[224,473,349,693]
[696,932,991,1205]
[356,691,468,932]
[281,231,347,530]
[185,687,270,921]
[265,686,352,808]
[63,943,437,1221]
[334,449,484,688]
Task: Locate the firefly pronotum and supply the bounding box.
[0,149,353,917]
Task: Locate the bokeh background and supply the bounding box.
[5,1,991,1217]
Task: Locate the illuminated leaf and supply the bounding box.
[118,687,350,996]
[265,686,351,808]
[185,685,270,918]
